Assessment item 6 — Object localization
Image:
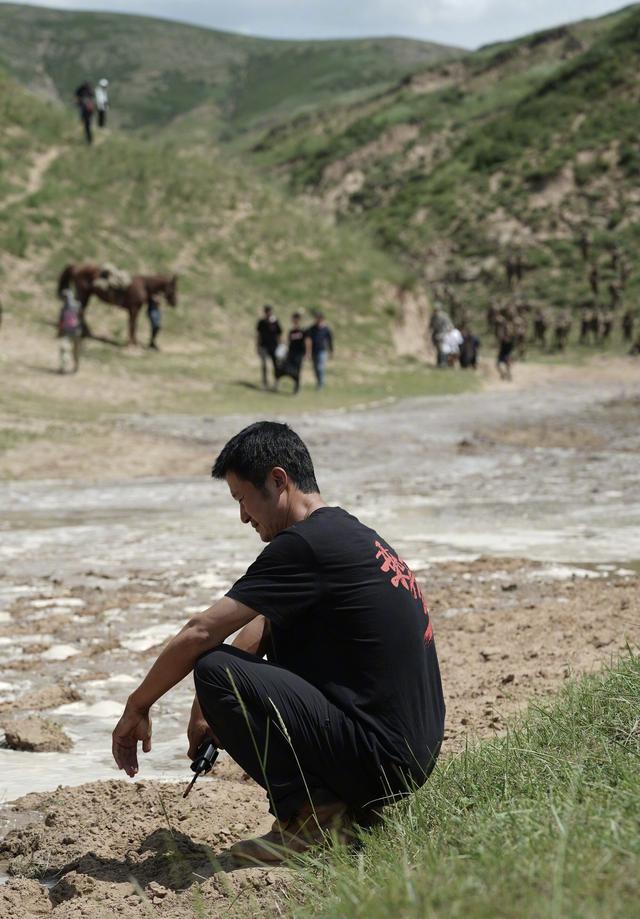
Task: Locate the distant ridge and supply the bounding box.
[0,3,462,131]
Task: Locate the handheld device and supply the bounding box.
[183,741,219,798]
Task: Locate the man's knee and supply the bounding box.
[194,645,237,688]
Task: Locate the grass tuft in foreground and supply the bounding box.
[294,653,640,919]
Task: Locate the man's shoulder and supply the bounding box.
[290,506,371,545]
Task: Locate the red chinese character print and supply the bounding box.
[374,540,433,643]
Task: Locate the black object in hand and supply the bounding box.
[183,741,219,798]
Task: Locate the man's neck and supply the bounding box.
[286,492,325,528]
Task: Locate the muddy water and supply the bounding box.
[1,378,639,803]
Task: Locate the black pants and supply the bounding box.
[194,646,437,821]
[276,355,303,393]
[81,111,93,144]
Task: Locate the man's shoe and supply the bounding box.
[230,800,348,865]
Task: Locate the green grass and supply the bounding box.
[0,5,459,134]
[249,4,640,332]
[293,653,640,919]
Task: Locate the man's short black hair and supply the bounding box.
[212,421,319,493]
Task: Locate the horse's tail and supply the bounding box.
[57,264,75,298]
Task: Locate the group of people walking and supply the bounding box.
[428,305,480,371]
[75,78,110,144]
[256,305,334,393]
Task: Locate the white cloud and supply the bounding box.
[1,0,628,48]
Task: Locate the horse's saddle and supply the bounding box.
[94,262,132,292]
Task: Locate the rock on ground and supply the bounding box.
[1,716,73,753]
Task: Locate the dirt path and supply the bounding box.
[0,147,61,214]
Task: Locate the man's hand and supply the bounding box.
[187,695,218,759]
[112,703,152,777]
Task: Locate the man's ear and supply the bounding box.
[271,466,289,493]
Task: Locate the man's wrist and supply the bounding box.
[126,691,151,715]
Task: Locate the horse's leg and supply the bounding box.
[128,303,140,346]
[80,292,92,338]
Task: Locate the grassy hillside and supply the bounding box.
[0,4,460,134]
[0,66,477,467]
[251,4,640,328]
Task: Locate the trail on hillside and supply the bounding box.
[0,147,61,214]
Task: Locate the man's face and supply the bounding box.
[226,470,285,543]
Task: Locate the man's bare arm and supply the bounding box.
[112,596,257,775]
[232,614,270,656]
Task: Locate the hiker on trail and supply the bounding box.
[622,308,635,343]
[459,327,480,369]
[256,305,282,390]
[306,312,334,389]
[428,304,453,368]
[553,310,572,352]
[275,312,306,394]
[57,288,82,373]
[599,308,614,344]
[496,315,515,381]
[580,303,598,345]
[112,421,445,863]
[533,306,549,349]
[74,81,94,144]
[95,78,109,128]
[147,296,161,350]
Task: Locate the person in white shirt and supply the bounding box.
[95,78,109,128]
[441,327,463,366]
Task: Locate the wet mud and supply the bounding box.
[1,365,639,917]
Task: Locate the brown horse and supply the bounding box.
[57,264,178,345]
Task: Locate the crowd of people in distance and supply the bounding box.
[74,78,110,144]
[430,232,639,381]
[256,305,334,393]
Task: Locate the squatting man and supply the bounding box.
[112,422,445,862]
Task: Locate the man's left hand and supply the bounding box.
[112,704,152,777]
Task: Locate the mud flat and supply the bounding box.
[0,362,639,917]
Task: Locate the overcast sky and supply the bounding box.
[3,1,629,48]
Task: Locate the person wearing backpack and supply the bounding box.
[58,288,82,373]
[75,81,95,144]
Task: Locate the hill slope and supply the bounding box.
[250,4,640,319]
[0,3,461,133]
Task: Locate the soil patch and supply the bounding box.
[2,716,72,753]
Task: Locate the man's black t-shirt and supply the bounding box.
[256,317,282,353]
[226,506,445,771]
[287,328,306,361]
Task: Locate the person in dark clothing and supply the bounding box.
[496,317,515,381]
[306,312,333,389]
[75,81,94,144]
[459,328,480,369]
[256,305,282,390]
[147,296,161,350]
[276,312,306,393]
[112,421,445,864]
